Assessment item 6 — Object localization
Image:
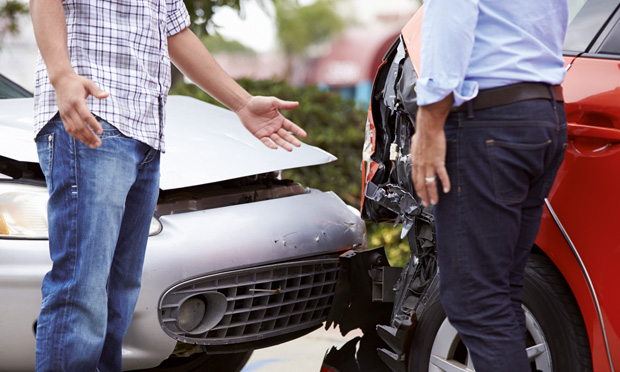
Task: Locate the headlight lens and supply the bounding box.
[0,183,49,238]
[0,183,162,239]
[149,215,163,236]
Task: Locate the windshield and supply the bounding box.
[0,74,32,99]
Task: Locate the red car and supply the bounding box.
[324,1,620,371]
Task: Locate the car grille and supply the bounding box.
[158,258,340,346]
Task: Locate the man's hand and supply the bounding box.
[235,96,306,151]
[30,0,108,149]
[410,94,453,206]
[53,73,109,149]
[168,30,306,151]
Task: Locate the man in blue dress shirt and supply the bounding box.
[410,1,568,371]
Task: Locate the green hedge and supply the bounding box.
[170,79,410,266]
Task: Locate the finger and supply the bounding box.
[64,109,102,149]
[82,110,103,135]
[425,175,439,206]
[278,128,302,148]
[260,137,278,150]
[412,165,431,207]
[63,112,98,149]
[85,80,109,100]
[75,100,102,133]
[270,132,293,152]
[436,166,451,194]
[282,119,307,138]
[76,107,103,147]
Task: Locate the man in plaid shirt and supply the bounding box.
[29,1,306,371]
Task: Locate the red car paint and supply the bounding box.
[361,5,620,371]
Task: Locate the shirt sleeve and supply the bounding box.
[416,0,480,107]
[167,0,191,37]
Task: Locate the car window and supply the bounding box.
[564,0,620,54]
[0,74,32,99]
[597,17,620,54]
[569,0,589,23]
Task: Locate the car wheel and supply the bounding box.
[134,351,253,372]
[407,254,592,372]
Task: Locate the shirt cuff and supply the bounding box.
[167,1,191,37]
[416,77,479,107]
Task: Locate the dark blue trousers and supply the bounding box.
[434,98,567,372]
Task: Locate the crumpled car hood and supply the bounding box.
[0,96,336,190]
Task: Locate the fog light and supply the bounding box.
[178,297,206,333]
[176,292,228,335]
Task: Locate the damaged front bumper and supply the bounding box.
[323,211,439,372]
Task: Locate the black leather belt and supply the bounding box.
[452,82,564,112]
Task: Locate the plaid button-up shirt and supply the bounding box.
[34,0,191,151]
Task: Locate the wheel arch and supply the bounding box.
[534,200,615,372]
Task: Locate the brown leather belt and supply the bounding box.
[452,82,563,112]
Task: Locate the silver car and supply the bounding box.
[0,75,366,371]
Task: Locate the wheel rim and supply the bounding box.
[427,306,552,372]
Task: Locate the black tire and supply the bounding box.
[407,254,592,372]
[133,350,253,372]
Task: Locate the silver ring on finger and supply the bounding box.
[424,177,435,184]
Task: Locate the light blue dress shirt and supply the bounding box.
[416,0,568,107]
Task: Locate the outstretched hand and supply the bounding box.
[235,96,306,151]
[54,73,109,149]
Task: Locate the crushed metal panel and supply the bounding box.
[162,95,337,190]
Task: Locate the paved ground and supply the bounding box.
[240,327,362,372]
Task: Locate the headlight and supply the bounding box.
[0,183,49,239]
[0,183,163,239]
[149,215,163,236]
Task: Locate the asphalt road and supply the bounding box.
[240,327,362,372]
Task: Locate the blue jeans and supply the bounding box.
[34,115,160,372]
[434,98,567,372]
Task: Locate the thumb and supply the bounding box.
[85,80,109,100]
[273,98,299,111]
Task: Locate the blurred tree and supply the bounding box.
[184,0,268,36]
[273,0,344,76]
[201,33,256,55]
[0,0,29,48]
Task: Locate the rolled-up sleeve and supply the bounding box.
[416,0,480,106]
[167,0,191,37]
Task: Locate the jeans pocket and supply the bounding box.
[486,139,552,203]
[95,117,125,140]
[35,132,55,192]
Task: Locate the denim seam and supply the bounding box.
[139,148,158,168]
[538,142,567,200]
[454,115,467,274]
[47,134,54,191]
[55,135,80,370]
